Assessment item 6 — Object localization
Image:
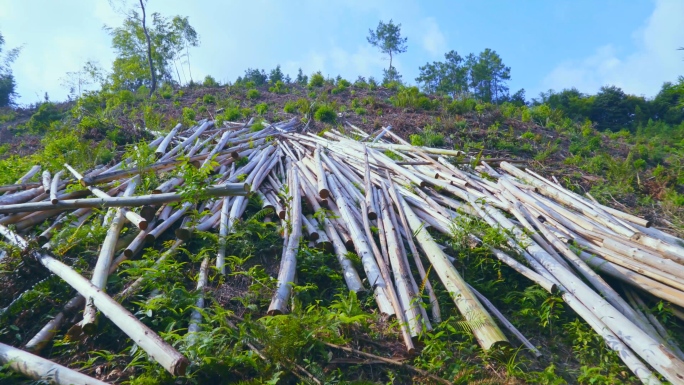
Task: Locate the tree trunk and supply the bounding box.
[139,0,156,96]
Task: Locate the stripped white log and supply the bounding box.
[314,145,329,199]
[17,165,41,184]
[0,183,249,214]
[327,174,385,288]
[0,342,108,385]
[188,256,210,337]
[268,167,303,314]
[156,123,182,157]
[41,170,51,194]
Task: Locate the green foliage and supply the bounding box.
[20,102,63,134]
[331,78,350,94]
[203,75,219,87]
[308,71,325,87]
[268,80,287,94]
[283,100,297,113]
[182,107,196,124]
[418,48,511,103]
[390,86,433,110]
[367,19,407,84]
[268,65,285,84]
[246,89,260,99]
[202,94,215,104]
[238,68,268,86]
[410,125,444,147]
[254,102,268,115]
[314,104,336,123]
[0,32,20,107]
[107,13,199,91]
[295,68,308,85]
[176,155,218,203]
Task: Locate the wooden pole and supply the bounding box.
[0,342,109,385]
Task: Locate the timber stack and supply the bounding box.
[0,117,683,384]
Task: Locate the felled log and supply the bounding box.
[0,342,108,385]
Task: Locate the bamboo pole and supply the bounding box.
[471,197,684,383]
[188,256,210,336]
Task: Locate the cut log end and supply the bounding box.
[140,206,157,221]
[175,228,192,241]
[319,189,330,199]
[144,234,157,244]
[81,322,98,336]
[140,220,150,231]
[172,357,190,376]
[267,308,284,316]
[50,198,58,205]
[315,240,333,252]
[367,211,377,221]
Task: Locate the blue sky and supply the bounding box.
[1,0,682,105]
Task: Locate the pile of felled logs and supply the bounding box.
[1,116,684,385]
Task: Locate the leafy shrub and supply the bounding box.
[284,98,310,115]
[521,131,535,140]
[447,98,477,115]
[354,107,367,115]
[203,75,219,87]
[203,94,216,104]
[160,84,173,99]
[390,86,433,110]
[309,72,325,87]
[255,103,268,115]
[268,80,287,94]
[332,78,351,94]
[246,89,260,99]
[22,102,63,133]
[183,107,196,122]
[218,107,241,125]
[283,101,297,113]
[410,126,444,147]
[314,104,336,123]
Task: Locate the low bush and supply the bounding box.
[314,104,336,123]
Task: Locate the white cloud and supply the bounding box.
[420,17,446,56]
[541,0,684,97]
[283,45,387,80]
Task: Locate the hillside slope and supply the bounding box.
[0,81,682,384]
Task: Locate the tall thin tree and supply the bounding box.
[139,0,156,96]
[367,20,407,83]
